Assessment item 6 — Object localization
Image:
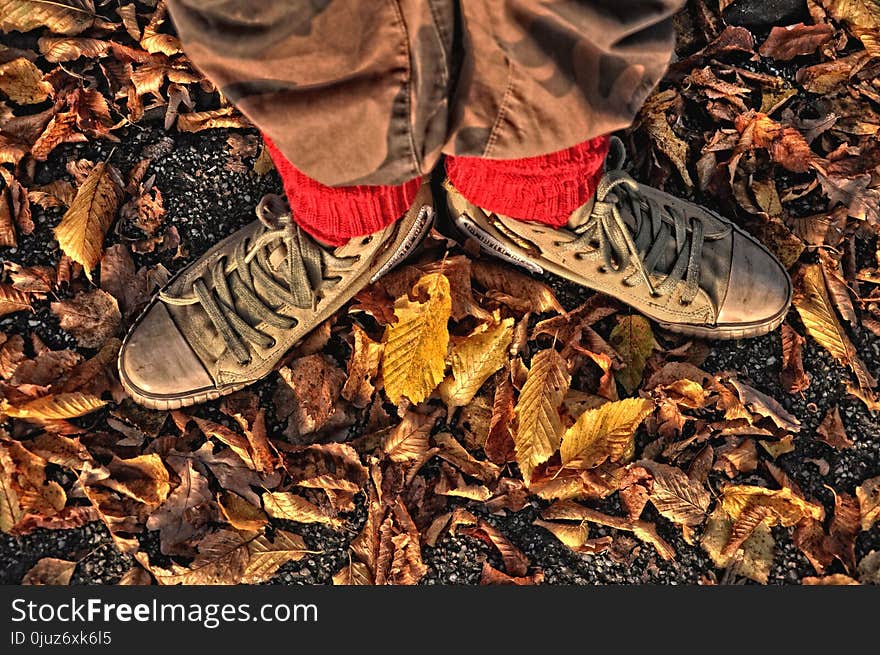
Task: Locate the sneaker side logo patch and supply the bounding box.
[454,213,544,274]
[370,205,434,283]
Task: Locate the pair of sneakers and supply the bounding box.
[118,140,791,409]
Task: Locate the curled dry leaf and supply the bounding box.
[0,0,96,35]
[21,557,76,585]
[382,410,435,463]
[794,264,876,391]
[514,348,570,484]
[38,37,109,63]
[0,58,52,105]
[341,323,383,408]
[758,23,834,61]
[381,272,451,405]
[856,476,880,532]
[702,505,775,584]
[637,460,711,527]
[816,406,853,449]
[471,260,563,314]
[779,323,810,393]
[176,107,250,133]
[54,161,124,280]
[146,457,214,556]
[51,288,121,349]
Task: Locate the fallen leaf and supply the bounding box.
[480,562,545,585]
[51,288,121,349]
[702,505,775,583]
[176,107,249,132]
[21,557,76,585]
[816,406,853,449]
[262,491,341,528]
[609,315,658,394]
[54,161,124,280]
[0,58,52,104]
[439,317,513,407]
[514,348,570,484]
[382,272,451,405]
[38,36,109,62]
[217,492,267,531]
[242,530,309,584]
[794,264,876,391]
[471,260,563,314]
[333,560,373,585]
[559,398,654,470]
[780,323,810,393]
[758,23,834,61]
[1,392,106,421]
[638,460,711,527]
[0,0,96,35]
[0,284,32,317]
[856,476,880,531]
[146,457,213,556]
[341,324,383,408]
[820,0,880,56]
[382,410,435,463]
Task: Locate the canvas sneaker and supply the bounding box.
[444,138,791,340]
[119,182,434,409]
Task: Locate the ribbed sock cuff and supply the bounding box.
[445,136,610,227]
[263,135,421,246]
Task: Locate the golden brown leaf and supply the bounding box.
[262,491,341,528]
[382,410,435,463]
[146,457,213,556]
[139,530,249,585]
[242,530,309,584]
[794,264,876,391]
[820,0,880,56]
[341,323,383,408]
[701,506,775,584]
[609,315,658,395]
[54,161,124,280]
[559,397,653,470]
[176,107,249,133]
[382,272,451,405]
[439,317,513,407]
[0,0,96,35]
[638,460,711,527]
[514,348,570,484]
[218,492,268,532]
[720,485,824,527]
[533,519,590,550]
[51,288,121,349]
[856,476,880,531]
[100,454,171,508]
[1,392,106,420]
[38,36,109,62]
[0,284,32,317]
[802,574,860,585]
[0,58,51,104]
[28,179,75,209]
[22,557,76,585]
[332,560,373,585]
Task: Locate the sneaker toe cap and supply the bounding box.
[119,303,213,400]
[716,232,792,327]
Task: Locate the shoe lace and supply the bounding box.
[562,137,705,305]
[159,194,357,366]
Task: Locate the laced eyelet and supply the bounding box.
[679,299,691,307]
[597,265,608,274]
[265,338,277,349]
[361,236,373,245]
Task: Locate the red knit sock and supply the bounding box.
[263,135,421,246]
[445,136,610,227]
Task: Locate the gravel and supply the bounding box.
[1,124,879,586]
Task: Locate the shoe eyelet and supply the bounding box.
[597,265,608,274]
[361,236,373,245]
[266,338,277,349]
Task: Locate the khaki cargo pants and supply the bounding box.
[168,0,683,187]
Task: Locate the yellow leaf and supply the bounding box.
[559,398,653,470]
[0,0,95,36]
[54,161,123,280]
[439,317,513,407]
[794,264,876,391]
[0,58,52,104]
[0,283,32,317]
[720,485,825,527]
[382,272,451,405]
[1,392,106,420]
[533,518,590,550]
[609,315,658,395]
[242,530,309,584]
[701,506,775,584]
[514,349,570,484]
[820,0,880,56]
[262,491,341,528]
[856,476,880,531]
[101,454,170,508]
[22,557,76,585]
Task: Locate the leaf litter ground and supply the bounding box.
[1,1,880,585]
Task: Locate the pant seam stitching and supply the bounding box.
[388,0,421,177]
